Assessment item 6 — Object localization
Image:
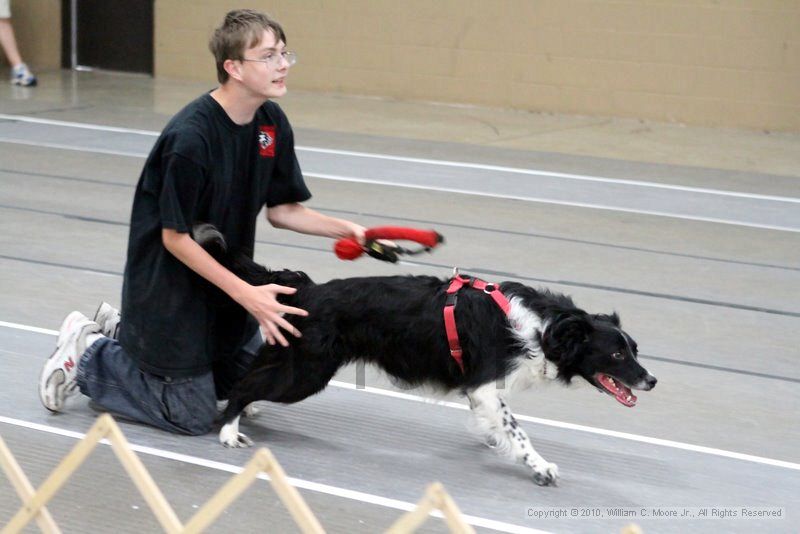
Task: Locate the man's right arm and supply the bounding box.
[161,229,307,346]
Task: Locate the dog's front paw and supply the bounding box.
[485,435,501,449]
[220,432,254,448]
[219,424,254,448]
[531,461,559,486]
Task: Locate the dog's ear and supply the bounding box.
[540,313,593,365]
[272,269,312,288]
[593,312,620,327]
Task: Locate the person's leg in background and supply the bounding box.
[0,0,37,86]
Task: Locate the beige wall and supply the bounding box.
[4,1,797,131]
[155,0,800,132]
[0,0,61,69]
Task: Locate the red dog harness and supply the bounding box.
[444,273,511,372]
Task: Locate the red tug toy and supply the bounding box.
[334,226,444,263]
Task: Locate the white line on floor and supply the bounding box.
[0,137,796,231]
[0,415,549,534]
[0,136,147,158]
[304,172,800,233]
[3,319,799,472]
[0,321,58,336]
[0,113,160,135]
[328,381,800,471]
[300,147,800,203]
[1,113,796,203]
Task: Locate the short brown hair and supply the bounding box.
[209,9,287,83]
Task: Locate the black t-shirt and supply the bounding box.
[119,94,311,378]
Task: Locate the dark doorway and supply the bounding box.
[61,0,154,74]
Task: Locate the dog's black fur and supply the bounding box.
[193,223,657,485]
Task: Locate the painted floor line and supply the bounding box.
[301,146,800,203]
[1,125,797,231]
[0,320,58,336]
[328,381,800,472]
[0,415,549,534]
[0,113,160,136]
[305,172,800,233]
[1,113,796,202]
[0,136,147,158]
[2,319,798,472]
[0,135,793,230]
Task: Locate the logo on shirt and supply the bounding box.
[258,126,276,157]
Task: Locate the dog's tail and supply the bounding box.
[191,223,312,289]
[192,223,227,260]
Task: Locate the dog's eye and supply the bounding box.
[611,352,624,360]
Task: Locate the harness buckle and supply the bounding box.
[445,293,458,307]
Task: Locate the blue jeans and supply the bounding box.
[76,331,261,436]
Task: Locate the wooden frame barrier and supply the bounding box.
[386,482,475,534]
[0,436,60,534]
[0,414,324,533]
[1,414,477,533]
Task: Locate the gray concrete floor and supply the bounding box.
[1,69,799,533]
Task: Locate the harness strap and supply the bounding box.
[443,274,510,372]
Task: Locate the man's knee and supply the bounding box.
[180,412,215,436]
[160,375,218,436]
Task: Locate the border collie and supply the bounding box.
[194,224,657,486]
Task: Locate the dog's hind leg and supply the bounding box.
[218,346,336,447]
[467,384,559,486]
[242,403,260,418]
[218,346,298,448]
[220,374,275,447]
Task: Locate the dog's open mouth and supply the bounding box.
[595,373,637,407]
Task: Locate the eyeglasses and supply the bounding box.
[241,51,297,68]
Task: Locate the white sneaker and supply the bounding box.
[10,63,37,87]
[93,301,120,339]
[39,312,100,412]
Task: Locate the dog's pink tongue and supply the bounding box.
[598,374,637,407]
[616,387,637,407]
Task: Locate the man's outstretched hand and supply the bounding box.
[237,283,308,346]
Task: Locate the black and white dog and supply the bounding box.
[194,224,657,486]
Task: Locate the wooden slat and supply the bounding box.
[0,436,61,534]
[104,415,183,533]
[386,482,475,534]
[3,416,107,532]
[1,414,474,534]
